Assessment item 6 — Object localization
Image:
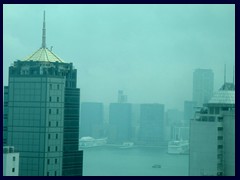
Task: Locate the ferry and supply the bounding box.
[79,137,107,148]
[119,142,134,149]
[167,140,189,154]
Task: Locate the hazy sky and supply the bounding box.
[3,4,235,110]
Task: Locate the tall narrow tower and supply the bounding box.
[5,12,83,176]
[192,69,214,107]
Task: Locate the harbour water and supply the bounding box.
[82,146,189,176]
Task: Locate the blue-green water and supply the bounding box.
[83,146,189,176]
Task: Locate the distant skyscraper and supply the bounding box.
[184,101,197,126]
[3,146,19,176]
[80,102,104,138]
[5,12,82,176]
[189,82,235,176]
[138,104,165,145]
[108,103,132,143]
[192,69,214,107]
[118,90,127,103]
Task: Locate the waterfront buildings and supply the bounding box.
[189,82,235,176]
[80,102,104,138]
[138,104,165,145]
[4,12,83,176]
[108,103,132,143]
[192,69,214,107]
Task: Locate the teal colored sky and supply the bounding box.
[3,4,235,110]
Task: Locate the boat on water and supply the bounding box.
[167,140,189,154]
[119,142,134,149]
[79,137,107,148]
[152,164,161,168]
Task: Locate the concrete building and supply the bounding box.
[5,12,83,176]
[192,69,214,107]
[184,101,197,126]
[80,102,104,138]
[138,104,165,145]
[189,82,235,176]
[3,146,19,176]
[108,103,132,143]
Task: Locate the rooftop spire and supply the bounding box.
[41,11,46,48]
[224,64,226,84]
[233,66,235,84]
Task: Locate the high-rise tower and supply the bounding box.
[189,82,235,176]
[4,11,83,176]
[192,69,214,107]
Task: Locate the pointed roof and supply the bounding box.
[24,48,64,62]
[23,11,64,63]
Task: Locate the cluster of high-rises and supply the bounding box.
[3,12,235,176]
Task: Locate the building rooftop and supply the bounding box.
[23,48,64,62]
[22,11,64,63]
[208,83,235,105]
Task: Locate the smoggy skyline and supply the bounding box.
[3,4,235,110]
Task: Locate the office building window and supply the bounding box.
[57,97,59,102]
[49,109,51,114]
[47,172,50,176]
[48,134,51,139]
[56,134,58,139]
[12,168,15,172]
[56,109,59,114]
[55,159,57,164]
[49,122,51,127]
[57,84,59,90]
[49,84,52,90]
[13,156,16,161]
[49,97,51,102]
[56,121,58,127]
[55,146,58,151]
[55,171,57,176]
[48,146,50,152]
[47,159,50,165]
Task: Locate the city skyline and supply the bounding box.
[3,4,235,110]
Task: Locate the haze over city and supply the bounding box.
[3,4,235,110]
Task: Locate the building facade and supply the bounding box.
[108,103,132,143]
[184,101,197,126]
[189,83,235,176]
[3,146,19,176]
[80,102,104,138]
[192,69,214,107]
[5,12,82,176]
[138,104,165,145]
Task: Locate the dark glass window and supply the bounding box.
[12,168,15,172]
[49,97,51,102]
[49,122,51,127]
[55,146,58,151]
[55,171,57,176]
[55,159,57,164]
[48,146,50,152]
[56,134,58,139]
[47,159,50,164]
[48,134,51,139]
[47,172,50,176]
[218,127,223,131]
[49,109,51,114]
[56,121,58,127]
[57,97,59,102]
[57,85,60,90]
[49,84,52,90]
[57,109,59,114]
[13,156,16,161]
